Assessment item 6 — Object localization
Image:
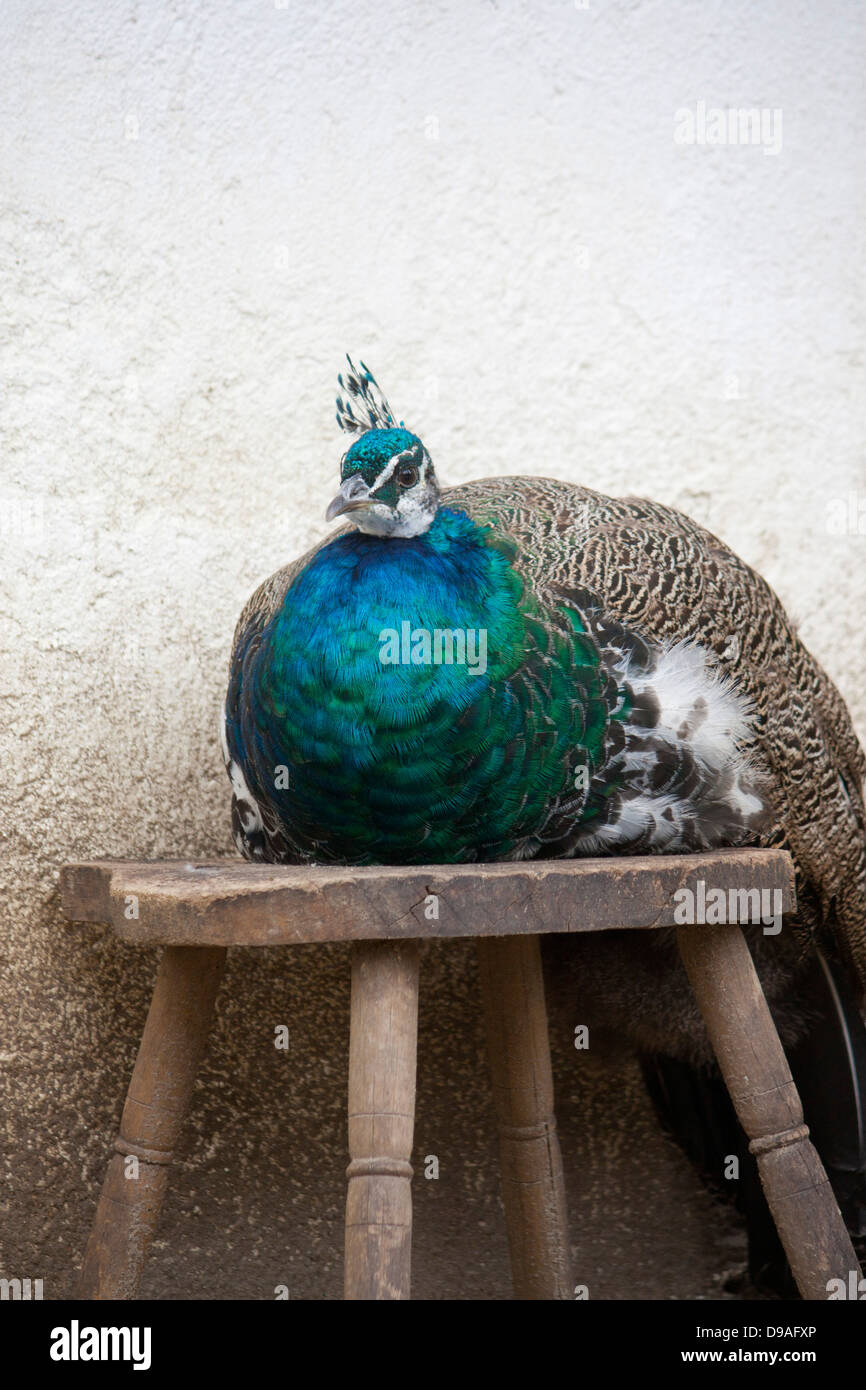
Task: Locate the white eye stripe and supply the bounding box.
[370,447,424,492]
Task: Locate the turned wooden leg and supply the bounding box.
[345,940,420,1300]
[477,936,573,1300]
[677,922,861,1300]
[78,945,227,1299]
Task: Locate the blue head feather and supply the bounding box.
[342,428,423,485]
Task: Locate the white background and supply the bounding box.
[1,0,863,1301]
[0,0,864,1207]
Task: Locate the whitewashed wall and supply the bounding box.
[1,0,863,1297]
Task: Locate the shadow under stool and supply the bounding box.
[59,848,861,1301]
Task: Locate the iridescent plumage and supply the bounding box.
[224,360,866,995]
[223,359,866,1290]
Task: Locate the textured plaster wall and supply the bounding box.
[1,0,864,1299]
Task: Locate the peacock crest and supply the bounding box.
[336,356,400,435]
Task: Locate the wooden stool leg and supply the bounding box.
[78,945,226,1299]
[477,936,573,1300]
[345,940,419,1300]
[677,923,862,1300]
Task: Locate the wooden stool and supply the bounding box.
[60,849,861,1301]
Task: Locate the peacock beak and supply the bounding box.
[325,475,373,522]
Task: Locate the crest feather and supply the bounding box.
[336,356,399,434]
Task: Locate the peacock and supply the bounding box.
[223,358,866,1295]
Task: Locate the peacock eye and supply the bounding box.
[397,464,418,488]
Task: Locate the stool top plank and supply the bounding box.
[60,849,795,947]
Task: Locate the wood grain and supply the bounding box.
[60,849,795,945]
[677,922,862,1301]
[345,941,419,1300]
[78,945,226,1299]
[478,936,573,1299]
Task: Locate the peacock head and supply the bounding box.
[325,358,440,538]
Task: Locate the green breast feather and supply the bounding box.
[224,504,612,863]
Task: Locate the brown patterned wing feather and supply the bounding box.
[446,477,866,992]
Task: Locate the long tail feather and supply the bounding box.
[787,949,866,1233]
[642,947,866,1294]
